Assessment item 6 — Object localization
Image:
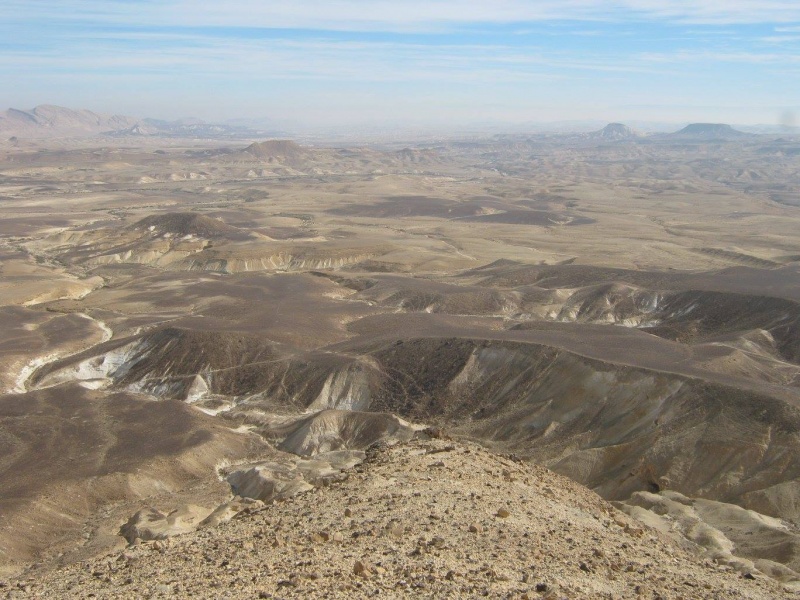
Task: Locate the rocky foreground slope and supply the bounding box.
[6,437,790,599]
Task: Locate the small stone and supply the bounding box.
[469,523,482,534]
[496,508,510,518]
[742,572,756,580]
[332,532,344,542]
[353,560,370,578]
[624,524,643,537]
[344,508,352,518]
[535,583,548,593]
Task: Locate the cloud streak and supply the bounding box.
[1,0,798,125]
[5,1,800,31]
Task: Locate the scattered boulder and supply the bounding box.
[119,505,213,544]
[226,461,314,503]
[199,497,265,529]
[225,450,366,503]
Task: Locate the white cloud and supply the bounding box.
[2,0,797,125]
[0,33,657,83]
[760,35,800,44]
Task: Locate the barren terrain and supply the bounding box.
[1,119,799,596]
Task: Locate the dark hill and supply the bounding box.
[131,212,251,240]
[671,123,749,139]
[242,140,304,159]
[591,122,639,140]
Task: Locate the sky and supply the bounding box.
[1,1,799,130]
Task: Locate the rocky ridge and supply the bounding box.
[7,437,791,599]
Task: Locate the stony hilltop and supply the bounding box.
[10,437,788,599]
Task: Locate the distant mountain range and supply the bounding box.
[584,122,754,142]
[0,105,138,138]
[0,105,775,142]
[0,105,277,140]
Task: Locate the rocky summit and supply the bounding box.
[6,437,788,599]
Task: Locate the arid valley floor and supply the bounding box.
[1,114,800,598]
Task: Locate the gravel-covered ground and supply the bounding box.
[5,437,791,599]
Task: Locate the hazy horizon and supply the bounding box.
[2,1,799,130]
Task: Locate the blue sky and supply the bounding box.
[1,1,799,128]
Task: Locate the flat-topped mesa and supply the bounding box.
[672,123,749,139]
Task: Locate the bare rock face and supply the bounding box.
[226,461,314,502]
[199,497,265,529]
[119,498,267,545]
[119,505,213,544]
[225,449,366,503]
[276,409,416,456]
[619,490,800,589]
